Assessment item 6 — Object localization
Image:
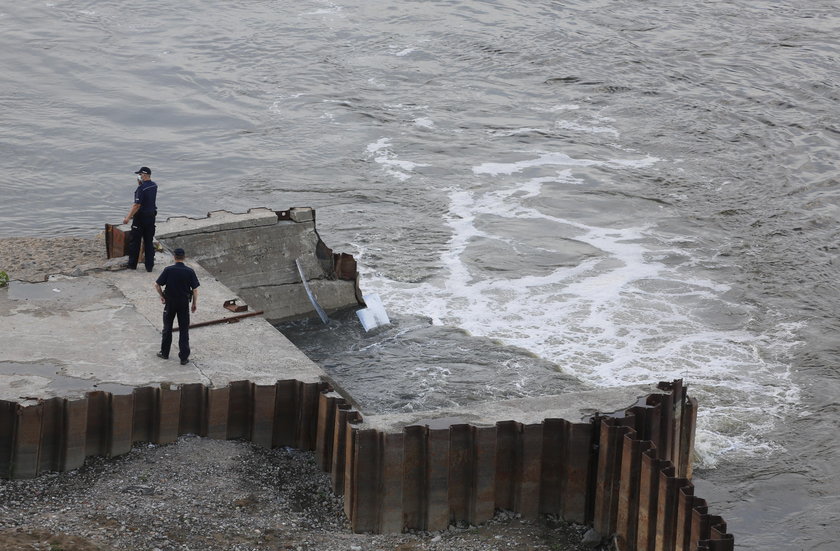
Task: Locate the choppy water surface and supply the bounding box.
[2,1,840,548]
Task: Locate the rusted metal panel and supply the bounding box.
[675,490,699,551]
[274,379,299,447]
[688,499,709,551]
[108,393,134,458]
[85,391,109,457]
[495,420,519,511]
[330,406,356,495]
[449,424,472,524]
[594,418,631,537]
[297,381,323,451]
[540,418,565,515]
[700,516,733,551]
[227,380,252,440]
[654,467,687,551]
[178,383,205,437]
[156,387,181,444]
[206,386,230,439]
[616,433,653,551]
[334,252,358,280]
[562,421,596,523]
[379,431,405,533]
[402,424,427,530]
[105,223,127,258]
[679,397,697,480]
[471,425,497,525]
[343,425,358,520]
[131,387,156,443]
[62,398,88,471]
[516,422,543,520]
[12,404,43,479]
[349,429,380,533]
[315,392,338,471]
[426,427,450,531]
[37,397,64,473]
[251,384,277,448]
[0,401,18,477]
[636,449,669,551]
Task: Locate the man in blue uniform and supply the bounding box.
[123,166,158,272]
[154,248,200,365]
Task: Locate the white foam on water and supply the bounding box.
[364,138,428,181]
[361,150,800,467]
[414,117,435,128]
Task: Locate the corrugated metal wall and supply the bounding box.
[0,379,732,549]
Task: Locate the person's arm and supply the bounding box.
[154,282,166,304]
[124,203,139,225]
[190,288,198,313]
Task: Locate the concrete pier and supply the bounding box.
[0,208,733,550]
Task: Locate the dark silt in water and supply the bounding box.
[2,1,840,548]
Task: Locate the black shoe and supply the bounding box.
[180,358,189,365]
[156,352,168,359]
[146,267,153,272]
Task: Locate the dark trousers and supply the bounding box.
[127,213,156,271]
[160,302,190,360]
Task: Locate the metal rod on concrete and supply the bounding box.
[173,310,265,332]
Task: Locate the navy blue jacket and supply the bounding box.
[156,262,200,305]
[134,180,158,214]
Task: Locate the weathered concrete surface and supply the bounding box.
[359,385,656,431]
[119,207,362,323]
[0,249,322,405]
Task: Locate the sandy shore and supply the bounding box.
[0,236,109,283]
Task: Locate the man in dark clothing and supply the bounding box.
[124,166,158,272]
[154,248,200,365]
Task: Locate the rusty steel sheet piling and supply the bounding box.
[0,379,733,549]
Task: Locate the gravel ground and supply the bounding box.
[1,236,610,551]
[0,437,606,551]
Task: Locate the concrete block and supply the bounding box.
[108,393,134,457]
[12,404,43,479]
[289,207,314,223]
[62,398,88,471]
[206,387,230,439]
[252,384,277,448]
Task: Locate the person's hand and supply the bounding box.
[123,217,130,224]
[160,296,166,304]
[191,302,197,313]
